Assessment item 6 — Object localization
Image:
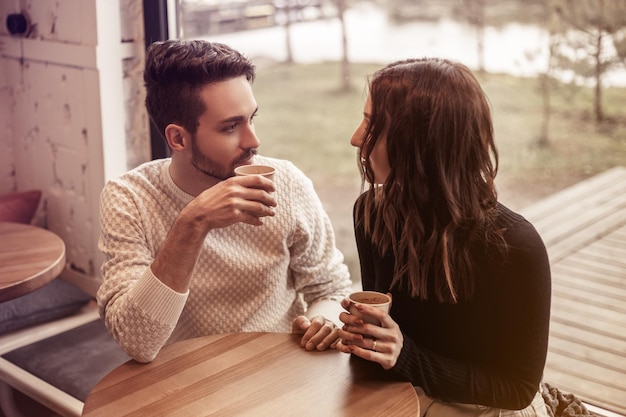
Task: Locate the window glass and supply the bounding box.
[173,0,626,283]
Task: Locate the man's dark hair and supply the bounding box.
[144,40,256,138]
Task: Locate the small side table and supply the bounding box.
[0,222,66,302]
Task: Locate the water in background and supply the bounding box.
[195,1,626,86]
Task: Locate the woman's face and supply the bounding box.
[350,94,390,184]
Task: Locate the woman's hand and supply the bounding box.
[292,315,340,351]
[336,298,403,370]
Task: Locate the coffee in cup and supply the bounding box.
[348,291,391,325]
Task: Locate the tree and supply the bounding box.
[279,0,350,90]
[336,0,352,92]
[552,0,626,123]
[458,0,487,73]
[535,0,562,147]
[280,1,294,63]
[614,30,626,66]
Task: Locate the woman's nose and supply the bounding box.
[350,129,363,148]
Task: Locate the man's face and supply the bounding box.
[190,76,260,181]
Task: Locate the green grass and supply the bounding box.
[251,61,626,282]
[480,72,626,197]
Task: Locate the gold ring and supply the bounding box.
[372,339,377,351]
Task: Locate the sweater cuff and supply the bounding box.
[130,268,189,325]
[306,298,345,327]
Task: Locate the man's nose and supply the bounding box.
[242,125,261,149]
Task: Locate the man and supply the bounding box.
[98,40,352,363]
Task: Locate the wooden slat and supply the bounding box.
[548,338,626,375]
[546,349,626,387]
[579,243,626,267]
[550,311,626,344]
[552,257,623,288]
[549,320,626,356]
[521,167,626,222]
[556,258,626,285]
[550,303,626,337]
[552,285,626,314]
[534,199,626,245]
[544,210,626,262]
[553,276,626,305]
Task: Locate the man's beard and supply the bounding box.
[190,135,257,180]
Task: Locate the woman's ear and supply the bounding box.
[164,124,188,151]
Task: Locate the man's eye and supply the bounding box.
[224,123,237,132]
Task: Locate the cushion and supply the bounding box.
[0,278,92,335]
[3,319,130,401]
[0,190,42,224]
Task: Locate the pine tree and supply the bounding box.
[552,0,626,123]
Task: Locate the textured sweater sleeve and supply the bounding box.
[284,162,352,326]
[97,176,188,363]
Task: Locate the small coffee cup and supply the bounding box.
[348,291,391,325]
[234,164,275,181]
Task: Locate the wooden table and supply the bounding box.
[82,332,419,417]
[0,222,66,302]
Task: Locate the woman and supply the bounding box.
[336,58,551,416]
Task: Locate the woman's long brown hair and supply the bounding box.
[356,58,503,303]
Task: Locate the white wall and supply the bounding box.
[0,0,150,294]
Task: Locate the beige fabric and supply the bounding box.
[415,387,549,417]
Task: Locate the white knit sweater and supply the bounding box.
[97,156,352,362]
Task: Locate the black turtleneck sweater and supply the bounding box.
[354,199,551,410]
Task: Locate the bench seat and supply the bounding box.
[0,281,129,417]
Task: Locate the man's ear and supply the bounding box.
[164,124,189,151]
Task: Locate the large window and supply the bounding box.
[156,0,626,282]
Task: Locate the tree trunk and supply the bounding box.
[337,0,351,92]
[593,30,604,123]
[539,73,551,147]
[476,0,485,73]
[284,2,294,64]
[538,1,556,147]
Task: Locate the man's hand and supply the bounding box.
[183,175,277,231]
[151,175,276,293]
[292,315,339,351]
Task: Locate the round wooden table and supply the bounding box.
[0,222,66,302]
[82,332,419,417]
